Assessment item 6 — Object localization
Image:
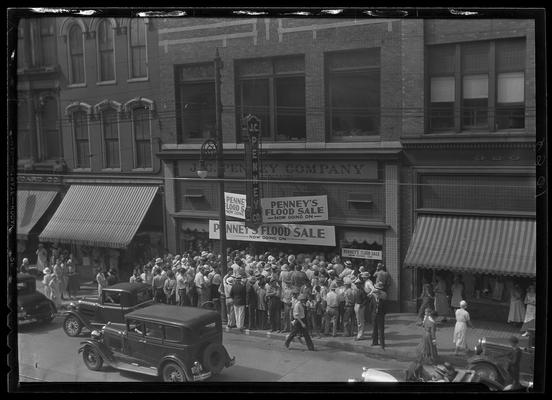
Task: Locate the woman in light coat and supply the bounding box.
[453,300,473,355]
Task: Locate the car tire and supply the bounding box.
[162,362,186,382]
[477,376,505,391]
[63,315,82,337]
[82,346,103,371]
[471,363,503,385]
[202,343,226,375]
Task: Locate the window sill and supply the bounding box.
[101,168,122,172]
[131,168,154,172]
[97,80,117,86]
[423,130,530,138]
[73,168,92,172]
[68,83,87,88]
[127,77,149,83]
[329,135,382,142]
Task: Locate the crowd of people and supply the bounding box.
[124,247,393,349]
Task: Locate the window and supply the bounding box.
[102,291,121,305]
[17,98,32,159]
[129,18,147,79]
[236,55,306,142]
[427,38,526,132]
[17,22,25,69]
[132,106,152,168]
[127,319,146,335]
[101,108,120,168]
[72,110,90,168]
[145,322,164,339]
[326,49,380,138]
[40,97,61,160]
[97,20,115,82]
[164,326,181,342]
[176,63,215,141]
[37,18,56,67]
[68,24,85,84]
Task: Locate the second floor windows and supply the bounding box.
[428,38,526,132]
[129,19,147,79]
[72,110,90,168]
[97,20,115,82]
[236,56,306,142]
[68,24,85,85]
[101,108,120,168]
[132,106,152,168]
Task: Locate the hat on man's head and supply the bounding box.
[201,251,209,257]
[22,258,29,264]
[330,282,338,290]
[43,267,51,274]
[360,272,371,279]
[344,260,352,267]
[226,277,235,285]
[344,277,352,285]
[155,258,163,264]
[377,262,384,270]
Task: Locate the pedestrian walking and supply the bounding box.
[374,263,391,293]
[368,281,387,349]
[42,267,53,300]
[353,278,368,341]
[281,284,293,332]
[230,275,247,331]
[176,268,188,306]
[342,277,355,337]
[453,300,473,355]
[66,263,79,299]
[36,243,48,271]
[417,278,434,323]
[164,270,177,305]
[284,294,315,351]
[507,283,525,324]
[418,308,439,363]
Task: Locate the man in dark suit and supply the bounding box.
[368,281,387,349]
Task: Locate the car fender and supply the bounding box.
[158,355,193,382]
[78,340,114,364]
[467,356,508,382]
[64,310,93,331]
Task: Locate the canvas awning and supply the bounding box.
[39,185,158,248]
[404,214,536,277]
[17,190,59,239]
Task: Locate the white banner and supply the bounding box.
[224,192,246,219]
[261,195,328,223]
[341,248,383,260]
[210,220,335,246]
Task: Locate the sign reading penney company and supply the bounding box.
[209,220,335,246]
[261,195,328,223]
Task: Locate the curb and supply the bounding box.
[224,326,418,360]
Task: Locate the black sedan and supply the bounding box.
[16,273,57,325]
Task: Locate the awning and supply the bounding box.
[404,215,536,277]
[17,190,59,239]
[181,220,209,233]
[341,230,383,245]
[39,185,158,248]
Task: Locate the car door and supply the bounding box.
[98,290,124,325]
[124,318,149,364]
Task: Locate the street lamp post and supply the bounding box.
[197,49,227,324]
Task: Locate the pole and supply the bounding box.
[215,48,228,324]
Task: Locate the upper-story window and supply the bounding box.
[176,63,215,142]
[70,109,90,169]
[68,24,85,84]
[132,107,152,168]
[428,38,526,132]
[17,97,32,160]
[236,55,306,142]
[36,18,56,67]
[17,18,57,69]
[97,20,115,82]
[129,18,147,79]
[325,48,380,139]
[39,96,61,160]
[101,108,120,168]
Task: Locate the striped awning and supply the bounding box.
[17,190,59,239]
[39,185,158,248]
[404,215,536,277]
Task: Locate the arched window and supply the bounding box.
[97,20,115,82]
[101,108,120,168]
[72,110,90,168]
[128,18,147,79]
[68,24,85,84]
[40,97,61,160]
[132,106,152,168]
[17,97,32,160]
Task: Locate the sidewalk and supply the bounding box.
[223,313,524,364]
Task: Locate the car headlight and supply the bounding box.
[91,330,103,340]
[191,361,203,375]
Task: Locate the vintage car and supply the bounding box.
[63,282,153,337]
[78,304,235,382]
[16,273,57,325]
[468,335,534,389]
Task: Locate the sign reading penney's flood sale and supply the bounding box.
[261,195,328,223]
[209,220,335,246]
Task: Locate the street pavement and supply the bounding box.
[17,314,410,383]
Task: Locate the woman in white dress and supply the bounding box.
[507,283,525,324]
[521,284,536,336]
[453,300,473,355]
[42,267,53,299]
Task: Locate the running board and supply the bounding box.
[112,360,158,377]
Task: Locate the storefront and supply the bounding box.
[404,213,536,322]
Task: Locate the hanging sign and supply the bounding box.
[210,220,336,247]
[224,192,246,219]
[244,115,262,229]
[341,248,383,260]
[261,195,328,223]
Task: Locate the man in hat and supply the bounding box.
[353,277,368,340]
[20,258,30,274]
[324,282,339,337]
[246,275,258,330]
[342,277,356,337]
[230,273,247,331]
[284,294,315,351]
[266,277,282,332]
[141,263,154,285]
[280,281,293,333]
[374,263,391,292]
[152,266,167,303]
[368,281,387,349]
[339,260,354,279]
[223,274,236,328]
[362,271,374,296]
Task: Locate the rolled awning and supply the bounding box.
[17,190,59,239]
[39,185,158,248]
[404,214,536,277]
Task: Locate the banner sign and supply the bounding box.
[210,220,336,247]
[225,192,246,219]
[261,195,328,223]
[244,115,262,229]
[341,248,383,260]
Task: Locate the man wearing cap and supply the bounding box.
[284,294,315,351]
[20,258,30,274]
[230,274,247,331]
[246,275,258,330]
[353,277,368,340]
[339,260,354,280]
[342,277,356,337]
[152,266,167,303]
[223,273,236,328]
[324,282,339,337]
[266,277,282,332]
[368,281,387,349]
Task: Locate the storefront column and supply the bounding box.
[384,163,400,307]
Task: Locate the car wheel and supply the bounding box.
[82,346,103,371]
[472,363,502,384]
[162,362,186,382]
[63,315,82,337]
[202,343,226,375]
[477,376,504,391]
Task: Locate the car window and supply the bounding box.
[127,319,145,335]
[164,325,182,342]
[145,322,164,339]
[103,291,121,305]
[136,288,152,303]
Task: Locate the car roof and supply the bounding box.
[104,282,151,293]
[125,304,220,328]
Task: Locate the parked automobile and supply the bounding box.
[78,304,235,382]
[468,336,534,389]
[16,273,56,325]
[62,282,153,337]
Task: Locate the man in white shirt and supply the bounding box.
[324,283,339,337]
[284,294,315,351]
